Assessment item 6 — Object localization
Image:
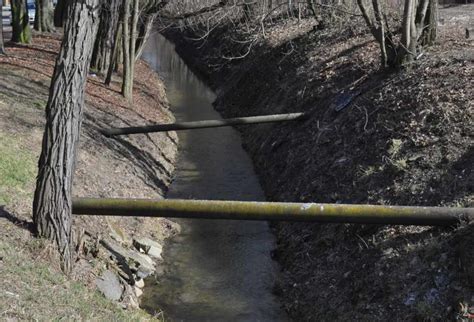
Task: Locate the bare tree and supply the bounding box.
[357,0,437,68]
[121,0,132,100]
[33,0,101,273]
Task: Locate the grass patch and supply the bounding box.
[0,134,37,205]
[0,240,157,321]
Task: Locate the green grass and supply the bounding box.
[0,134,37,205]
[0,239,157,321]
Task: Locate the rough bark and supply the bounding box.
[54,0,69,27]
[33,0,101,273]
[34,0,55,32]
[11,0,31,43]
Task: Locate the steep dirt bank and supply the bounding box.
[162,6,473,321]
[0,33,178,319]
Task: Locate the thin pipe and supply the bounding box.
[101,112,305,136]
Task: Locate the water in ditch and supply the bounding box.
[140,34,287,322]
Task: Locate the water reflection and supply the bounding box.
[140,33,287,322]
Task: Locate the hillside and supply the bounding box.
[0,33,178,319]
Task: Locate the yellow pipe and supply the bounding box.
[72,198,474,226]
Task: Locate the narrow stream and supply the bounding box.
[140,34,287,322]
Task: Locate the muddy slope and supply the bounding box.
[162,7,473,321]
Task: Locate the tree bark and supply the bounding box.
[121,0,131,100]
[33,0,100,273]
[34,0,55,32]
[53,0,69,27]
[0,0,5,55]
[129,0,138,96]
[104,22,121,86]
[11,0,31,43]
[90,0,121,74]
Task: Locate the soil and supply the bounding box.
[161,5,473,321]
[0,33,178,318]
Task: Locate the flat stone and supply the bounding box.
[134,285,143,298]
[135,279,145,289]
[133,238,163,260]
[101,239,155,274]
[95,270,123,301]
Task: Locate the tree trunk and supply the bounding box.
[105,20,121,86]
[418,0,437,46]
[33,0,100,274]
[128,0,138,88]
[11,0,31,43]
[121,0,131,100]
[34,0,54,32]
[307,0,317,18]
[90,0,121,74]
[134,12,157,61]
[0,0,5,55]
[53,0,69,27]
[357,0,438,69]
[372,0,387,67]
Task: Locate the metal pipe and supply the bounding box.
[72,198,474,226]
[101,112,305,136]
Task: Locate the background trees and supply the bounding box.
[11,0,31,43]
[357,0,438,68]
[34,0,55,32]
[53,0,68,27]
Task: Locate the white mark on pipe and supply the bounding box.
[320,205,324,212]
[301,203,312,211]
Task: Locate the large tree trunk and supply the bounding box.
[53,0,69,27]
[0,0,5,55]
[11,0,31,43]
[33,0,100,273]
[34,0,55,32]
[90,0,121,74]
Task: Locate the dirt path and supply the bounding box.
[0,33,178,319]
